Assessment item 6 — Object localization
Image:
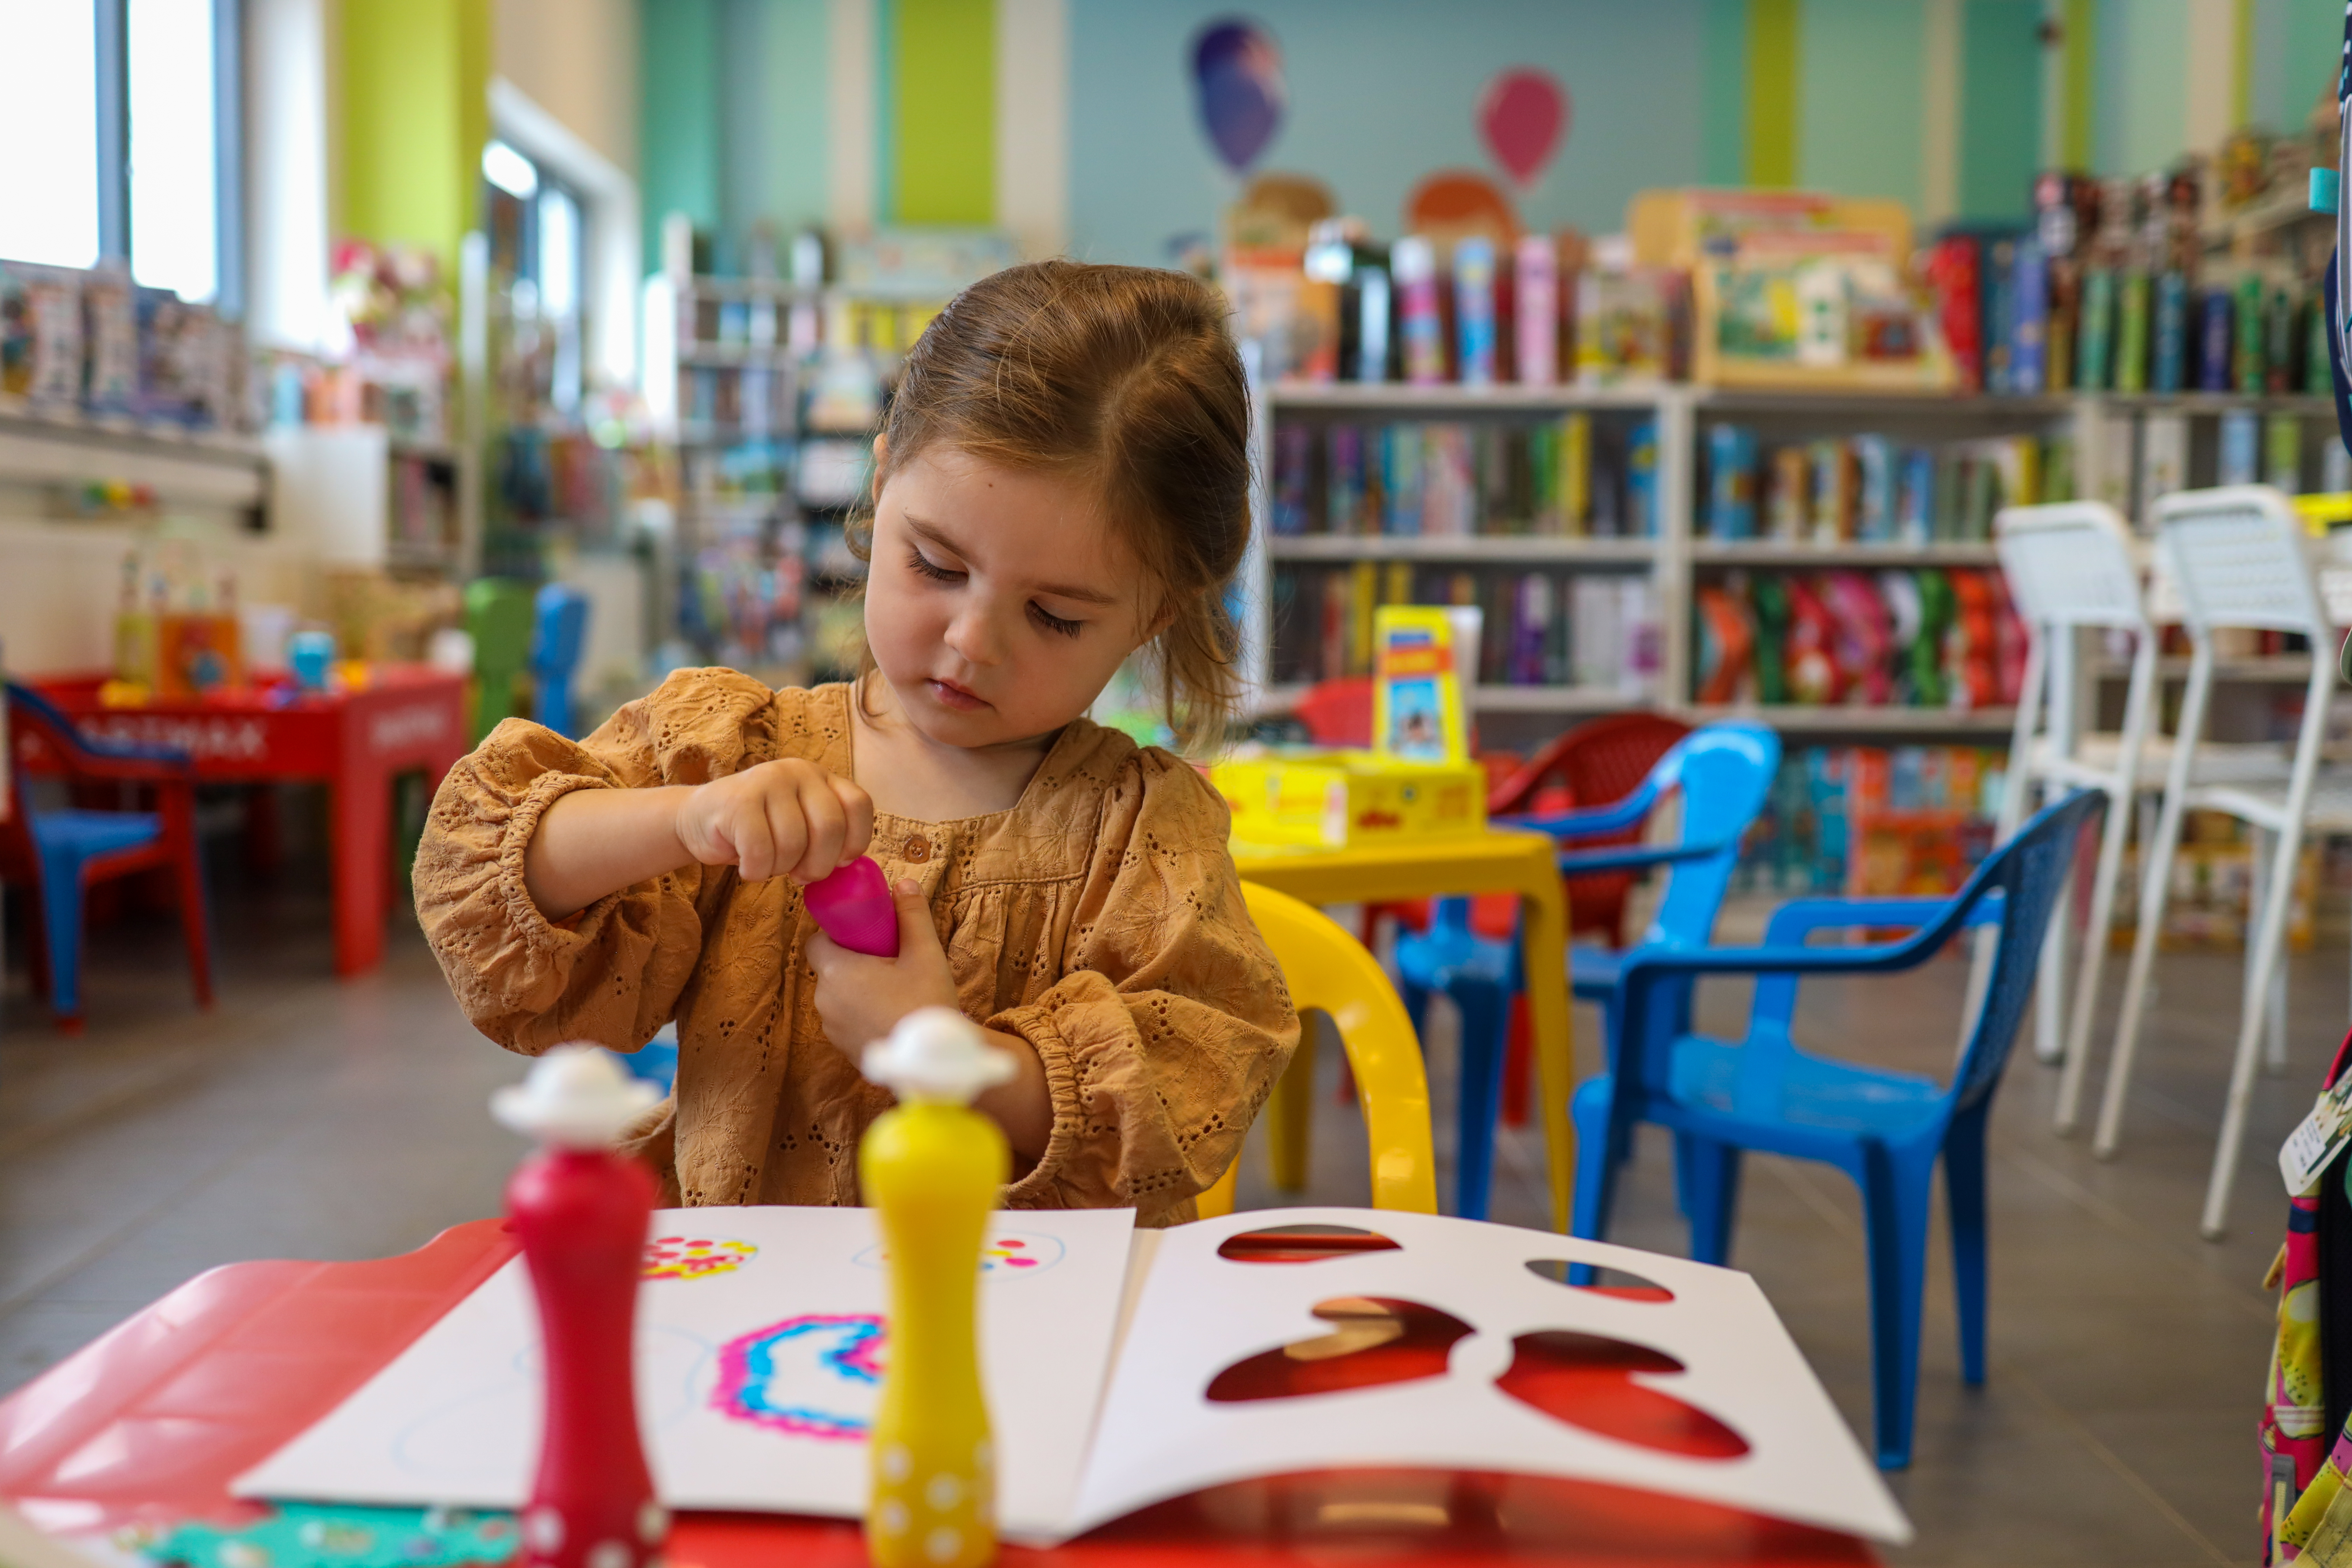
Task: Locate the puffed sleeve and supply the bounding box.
[988,751,1299,1221]
[412,667,774,1055]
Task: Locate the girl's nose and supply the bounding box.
[944,603,1006,666]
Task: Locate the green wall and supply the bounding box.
[893,0,994,224]
[1958,0,2042,220]
[339,0,491,271]
[1800,0,1924,211]
[640,0,722,270]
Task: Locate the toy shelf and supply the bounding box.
[1687,703,2019,734]
[1260,681,1649,718]
[1268,535,1655,562]
[1689,540,2001,567]
[1263,382,1671,412]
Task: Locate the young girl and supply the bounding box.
[414,261,1298,1226]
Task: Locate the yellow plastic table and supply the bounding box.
[1230,829,1576,1232]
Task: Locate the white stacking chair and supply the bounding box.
[1989,504,2163,1123]
[2091,486,2347,1238]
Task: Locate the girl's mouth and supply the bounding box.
[927,677,989,712]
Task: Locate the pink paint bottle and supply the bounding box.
[492,1048,667,1568]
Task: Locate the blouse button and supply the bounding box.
[902,836,932,863]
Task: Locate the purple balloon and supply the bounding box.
[1192,19,1284,173]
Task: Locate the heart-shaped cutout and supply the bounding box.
[1495,1331,1748,1459]
[1524,1259,1674,1302]
[1218,1225,1402,1264]
[1206,1297,1472,1402]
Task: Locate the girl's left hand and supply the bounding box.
[805,878,962,1054]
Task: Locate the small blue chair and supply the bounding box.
[529,583,592,737]
[0,683,214,1030]
[1395,721,1780,1219]
[1573,787,2105,1469]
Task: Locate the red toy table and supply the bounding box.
[26,670,469,977]
[0,1220,1875,1568]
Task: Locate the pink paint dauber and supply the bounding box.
[801,856,899,957]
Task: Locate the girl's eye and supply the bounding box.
[909,548,963,584]
[1030,603,1084,639]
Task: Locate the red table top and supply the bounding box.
[25,668,467,779]
[0,1219,1875,1568]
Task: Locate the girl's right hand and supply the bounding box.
[673,759,875,883]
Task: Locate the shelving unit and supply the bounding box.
[1246,380,2347,745]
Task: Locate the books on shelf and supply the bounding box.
[1272,414,1659,540]
[1740,744,2008,897]
[1700,426,2073,543]
[1272,561,1657,697]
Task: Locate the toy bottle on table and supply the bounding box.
[858,1008,1017,1568]
[490,1046,667,1568]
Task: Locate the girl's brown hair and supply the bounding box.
[852,260,1252,750]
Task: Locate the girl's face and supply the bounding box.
[864,440,1162,750]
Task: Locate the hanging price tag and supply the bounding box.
[2281,1075,2352,1196]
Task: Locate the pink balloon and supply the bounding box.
[1479,68,1567,187]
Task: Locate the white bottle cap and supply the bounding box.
[861,1007,1016,1105]
[491,1044,662,1148]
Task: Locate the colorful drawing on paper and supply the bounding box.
[851,1230,1066,1275]
[644,1235,759,1281]
[714,1314,885,1440]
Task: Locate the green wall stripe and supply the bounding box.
[2063,0,2095,167]
[1746,0,1799,187]
[1700,0,1749,186]
[640,0,723,271]
[1958,0,2041,220]
[340,0,490,271]
[1797,0,1923,209]
[893,0,994,225]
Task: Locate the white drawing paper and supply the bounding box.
[1065,1208,1911,1546]
[234,1206,1138,1541]
[238,1204,1909,1548]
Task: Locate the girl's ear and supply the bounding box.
[869,434,890,507]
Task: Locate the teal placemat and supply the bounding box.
[135,1505,517,1568]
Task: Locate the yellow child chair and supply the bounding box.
[1197,883,1439,1217]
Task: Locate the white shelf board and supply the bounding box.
[1259,682,1651,717]
[1269,534,1655,562]
[2092,654,2319,681]
[0,405,267,507]
[1683,703,2019,734]
[1264,381,1672,411]
[1690,540,2000,567]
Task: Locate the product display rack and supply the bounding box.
[1248,381,2351,743]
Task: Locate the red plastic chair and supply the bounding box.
[1490,712,1695,946]
[1478,713,1691,1124]
[1,683,214,1031]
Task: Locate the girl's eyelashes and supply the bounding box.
[1029,602,1084,639]
[908,547,964,583]
[910,542,1086,638]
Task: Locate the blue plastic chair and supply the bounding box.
[1572,787,2105,1469]
[0,683,214,1030]
[529,583,592,737]
[1395,721,1780,1220]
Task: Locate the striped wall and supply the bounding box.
[632,0,2352,271]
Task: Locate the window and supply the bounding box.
[0,0,239,309]
[483,138,588,414]
[0,3,100,269]
[128,0,220,302]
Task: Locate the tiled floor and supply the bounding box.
[0,860,2322,1567]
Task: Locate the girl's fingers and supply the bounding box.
[794,778,847,882]
[728,797,777,881]
[832,775,876,860]
[761,782,810,882]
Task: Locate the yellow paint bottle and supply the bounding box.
[858,1007,1014,1568]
